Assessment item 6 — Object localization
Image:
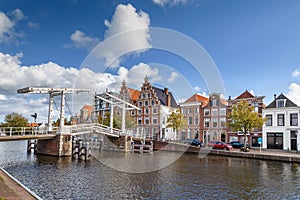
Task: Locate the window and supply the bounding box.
[211,99,218,107]
[277,114,284,126]
[277,100,285,108]
[138,118,142,125]
[195,116,199,125]
[153,118,158,124]
[253,102,259,113]
[153,108,157,114]
[138,101,142,107]
[204,118,210,128]
[220,108,226,116]
[195,107,199,114]
[145,118,150,124]
[131,111,135,116]
[188,108,192,114]
[220,117,226,128]
[151,100,155,106]
[148,93,151,98]
[290,113,298,126]
[181,108,185,114]
[266,115,272,126]
[212,109,218,116]
[188,116,193,125]
[142,94,146,99]
[212,118,218,128]
[145,108,149,114]
[144,100,148,106]
[204,109,210,116]
[138,110,142,115]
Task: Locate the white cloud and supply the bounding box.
[167,72,178,83]
[102,3,151,67]
[0,8,27,43]
[194,86,201,92]
[11,9,25,20]
[152,0,188,7]
[28,21,39,29]
[0,11,14,42]
[292,68,300,77]
[117,62,160,87]
[0,52,122,123]
[287,83,300,106]
[69,30,100,51]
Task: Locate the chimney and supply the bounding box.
[164,88,168,95]
[228,96,231,100]
[274,94,277,100]
[164,88,170,107]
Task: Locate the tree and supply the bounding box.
[228,100,265,151]
[166,110,187,140]
[113,111,136,130]
[1,112,29,127]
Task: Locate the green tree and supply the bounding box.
[166,110,187,140]
[97,112,111,126]
[228,100,265,151]
[1,112,29,127]
[113,111,136,129]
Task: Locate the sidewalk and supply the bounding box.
[0,168,38,200]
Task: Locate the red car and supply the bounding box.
[207,141,233,150]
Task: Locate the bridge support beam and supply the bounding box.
[36,134,72,156]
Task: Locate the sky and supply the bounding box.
[1,0,300,123]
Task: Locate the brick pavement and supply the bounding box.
[0,168,37,200]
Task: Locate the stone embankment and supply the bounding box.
[207,148,300,163]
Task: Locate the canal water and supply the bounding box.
[0,140,300,200]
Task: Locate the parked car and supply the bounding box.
[229,141,250,149]
[182,139,203,147]
[208,141,233,150]
[191,139,203,147]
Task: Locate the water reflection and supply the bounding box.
[1,141,300,199]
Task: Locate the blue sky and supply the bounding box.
[1,0,300,122]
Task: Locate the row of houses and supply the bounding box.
[78,76,300,151]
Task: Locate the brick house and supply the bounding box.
[202,93,228,143]
[119,77,178,141]
[179,94,209,142]
[227,90,265,147]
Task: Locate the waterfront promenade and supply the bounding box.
[208,147,300,163]
[0,168,38,200]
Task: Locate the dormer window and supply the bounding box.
[276,100,286,108]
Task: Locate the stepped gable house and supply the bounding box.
[202,93,228,143]
[227,90,265,147]
[262,93,300,151]
[120,76,178,141]
[179,94,209,141]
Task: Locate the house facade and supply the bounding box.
[227,90,265,147]
[262,94,300,151]
[119,77,178,141]
[179,94,209,141]
[202,93,228,143]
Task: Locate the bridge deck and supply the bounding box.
[0,134,56,141]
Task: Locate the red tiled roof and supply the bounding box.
[128,88,140,102]
[185,94,209,105]
[235,90,255,99]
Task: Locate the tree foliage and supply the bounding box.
[166,110,187,137]
[97,111,136,129]
[1,112,29,127]
[228,100,265,151]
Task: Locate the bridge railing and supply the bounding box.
[70,123,122,137]
[0,126,58,137]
